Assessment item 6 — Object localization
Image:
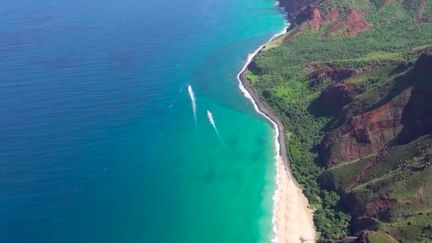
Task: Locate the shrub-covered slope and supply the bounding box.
[249,0,432,241]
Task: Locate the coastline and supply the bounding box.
[237,27,316,243]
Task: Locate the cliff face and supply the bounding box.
[321,54,432,168]
[319,55,432,235]
[315,50,432,241]
[398,54,432,143]
[279,0,431,28]
[278,0,370,37]
[316,53,432,243]
[278,0,319,25]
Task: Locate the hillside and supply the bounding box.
[247,0,432,241]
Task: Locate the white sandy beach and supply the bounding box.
[273,155,316,243]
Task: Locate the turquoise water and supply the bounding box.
[0,0,285,242]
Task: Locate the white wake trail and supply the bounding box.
[207,110,224,145]
[207,110,217,131]
[188,85,197,124]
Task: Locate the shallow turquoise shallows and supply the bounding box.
[0,0,285,242]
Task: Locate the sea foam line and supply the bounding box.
[236,25,290,243]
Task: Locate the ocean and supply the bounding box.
[0,0,285,242]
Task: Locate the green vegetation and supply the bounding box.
[245,70,258,84]
[366,231,396,243]
[380,211,432,242]
[249,0,432,241]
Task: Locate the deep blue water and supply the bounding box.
[0,0,285,242]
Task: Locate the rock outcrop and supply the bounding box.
[318,83,356,116]
[328,9,369,36]
[279,0,369,36]
[309,67,357,85]
[278,0,320,25]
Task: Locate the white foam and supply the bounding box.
[207,110,216,128]
[188,84,197,124]
[207,109,220,136]
[207,109,226,146]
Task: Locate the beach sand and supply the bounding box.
[273,155,316,243]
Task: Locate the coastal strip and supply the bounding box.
[237,27,316,242]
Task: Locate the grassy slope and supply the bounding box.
[249,0,432,241]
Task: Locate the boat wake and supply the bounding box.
[187,84,197,124]
[207,110,225,145]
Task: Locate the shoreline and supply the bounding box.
[237,27,316,243]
